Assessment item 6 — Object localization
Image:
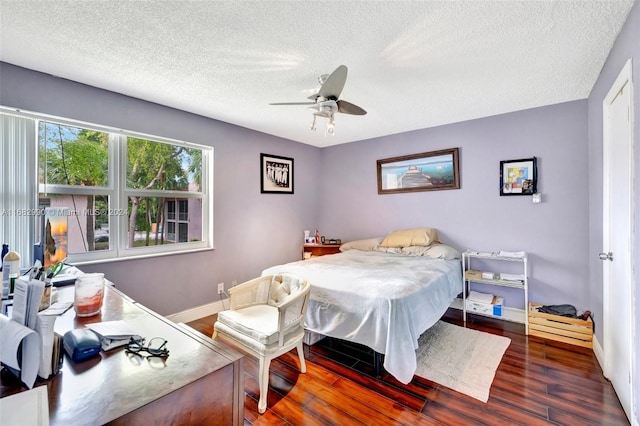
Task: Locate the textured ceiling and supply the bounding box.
[0,1,635,147]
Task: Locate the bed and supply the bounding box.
[261,228,462,384]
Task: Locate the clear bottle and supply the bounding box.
[0,244,8,272]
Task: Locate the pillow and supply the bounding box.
[400,243,461,260]
[339,237,383,252]
[375,246,402,254]
[379,227,440,248]
[399,246,431,256]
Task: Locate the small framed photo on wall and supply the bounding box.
[261,153,294,194]
[500,157,537,196]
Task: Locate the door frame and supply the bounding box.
[602,58,635,422]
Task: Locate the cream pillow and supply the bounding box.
[375,246,402,254]
[400,243,461,260]
[339,237,383,252]
[379,228,440,248]
[399,246,431,256]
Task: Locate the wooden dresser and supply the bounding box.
[0,284,244,425]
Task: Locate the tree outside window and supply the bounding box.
[37,119,211,262]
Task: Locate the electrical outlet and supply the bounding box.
[231,280,238,287]
[217,282,224,294]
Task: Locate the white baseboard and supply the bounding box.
[592,332,607,377]
[166,298,227,324]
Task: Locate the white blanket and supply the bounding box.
[262,250,462,384]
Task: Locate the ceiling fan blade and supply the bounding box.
[317,65,348,100]
[269,102,317,105]
[337,100,367,115]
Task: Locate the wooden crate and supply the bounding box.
[528,303,593,348]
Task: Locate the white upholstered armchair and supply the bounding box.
[213,273,310,414]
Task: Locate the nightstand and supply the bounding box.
[302,243,342,259]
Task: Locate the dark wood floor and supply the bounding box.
[186,310,629,425]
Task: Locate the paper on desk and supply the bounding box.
[85,320,141,351]
[12,278,45,329]
[0,314,42,389]
[39,301,74,316]
[85,320,139,338]
[0,385,49,425]
[35,314,57,379]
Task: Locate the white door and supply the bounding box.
[602,59,634,423]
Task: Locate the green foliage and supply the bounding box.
[127,138,195,191]
[187,148,202,187]
[38,122,204,249]
[94,197,109,228]
[39,124,109,186]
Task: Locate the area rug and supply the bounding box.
[415,321,511,402]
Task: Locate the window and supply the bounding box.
[39,122,112,262]
[1,108,213,266]
[124,137,205,250]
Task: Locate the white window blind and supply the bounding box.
[0,113,37,267]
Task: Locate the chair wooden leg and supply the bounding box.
[258,356,271,414]
[296,342,306,373]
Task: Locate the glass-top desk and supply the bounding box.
[0,284,244,425]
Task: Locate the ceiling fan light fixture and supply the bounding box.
[326,114,336,135]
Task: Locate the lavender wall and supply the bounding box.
[587,1,639,420]
[0,62,593,314]
[319,101,590,311]
[0,62,321,315]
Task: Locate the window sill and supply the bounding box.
[71,246,215,267]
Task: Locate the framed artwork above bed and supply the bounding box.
[499,157,537,196]
[377,148,460,194]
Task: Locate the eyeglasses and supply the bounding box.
[125,337,169,358]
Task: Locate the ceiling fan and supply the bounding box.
[269,65,366,135]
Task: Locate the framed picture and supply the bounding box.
[377,148,460,194]
[44,207,68,267]
[500,157,537,196]
[260,153,294,194]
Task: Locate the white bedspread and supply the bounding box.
[262,250,462,384]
